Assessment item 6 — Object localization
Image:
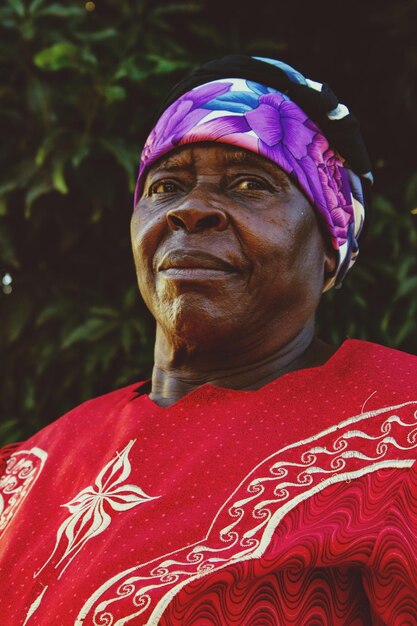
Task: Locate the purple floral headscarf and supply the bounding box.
[135,69,366,290]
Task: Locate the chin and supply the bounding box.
[155,293,236,349]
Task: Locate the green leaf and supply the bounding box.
[0,17,16,29]
[35,128,66,166]
[28,0,46,15]
[353,292,367,309]
[396,256,415,282]
[34,42,96,72]
[84,341,118,376]
[0,180,18,196]
[99,138,137,190]
[76,28,118,42]
[25,176,54,213]
[114,57,151,82]
[101,84,126,103]
[36,302,66,326]
[35,342,56,375]
[71,136,90,168]
[79,48,97,67]
[0,223,19,267]
[7,296,33,342]
[90,205,102,223]
[395,276,417,300]
[394,319,414,346]
[62,319,103,348]
[62,318,117,349]
[36,4,84,18]
[20,19,35,40]
[372,193,396,217]
[52,159,68,194]
[8,0,25,17]
[88,306,119,318]
[22,379,35,411]
[380,309,391,336]
[26,76,50,128]
[123,284,139,309]
[34,42,76,70]
[146,54,190,74]
[0,419,22,446]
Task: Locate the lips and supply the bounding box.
[157,251,239,273]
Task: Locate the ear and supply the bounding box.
[321,249,339,293]
[324,247,338,278]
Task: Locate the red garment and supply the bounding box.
[1,339,417,625]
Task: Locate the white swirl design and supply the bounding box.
[75,402,417,626]
[0,447,47,534]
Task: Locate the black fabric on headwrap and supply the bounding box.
[160,54,372,181]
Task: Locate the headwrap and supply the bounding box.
[135,55,373,289]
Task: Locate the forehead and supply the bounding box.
[147,143,291,181]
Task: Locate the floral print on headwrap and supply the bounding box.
[135,65,368,290]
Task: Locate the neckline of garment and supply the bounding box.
[133,338,354,412]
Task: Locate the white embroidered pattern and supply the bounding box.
[0,447,48,534]
[22,586,48,626]
[35,439,159,581]
[75,401,417,626]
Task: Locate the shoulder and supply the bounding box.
[333,338,417,401]
[312,338,417,411]
[58,379,148,419]
[4,380,149,456]
[339,338,417,373]
[344,338,417,365]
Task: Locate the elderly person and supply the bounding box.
[1,55,417,625]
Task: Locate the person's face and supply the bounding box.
[131,143,336,350]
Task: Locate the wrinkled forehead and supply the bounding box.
[144,142,292,183]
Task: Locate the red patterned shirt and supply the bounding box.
[1,340,417,625]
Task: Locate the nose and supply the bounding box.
[166,200,229,233]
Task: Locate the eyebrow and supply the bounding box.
[222,149,266,166]
[221,149,291,187]
[151,146,291,187]
[152,151,193,172]
[154,147,278,171]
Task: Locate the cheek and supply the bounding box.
[242,214,298,270]
[131,208,160,259]
[130,210,164,291]
[247,209,326,289]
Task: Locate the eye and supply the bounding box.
[233,178,268,191]
[149,180,179,195]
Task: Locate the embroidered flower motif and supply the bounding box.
[35,439,158,579]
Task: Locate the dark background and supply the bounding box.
[1,0,417,445]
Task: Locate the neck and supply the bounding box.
[149,321,335,407]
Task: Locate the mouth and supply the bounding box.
[159,268,233,281]
[157,251,240,275]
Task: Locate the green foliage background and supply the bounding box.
[1,0,417,445]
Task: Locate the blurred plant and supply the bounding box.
[1,0,417,446]
[318,186,417,349]
[0,0,206,444]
